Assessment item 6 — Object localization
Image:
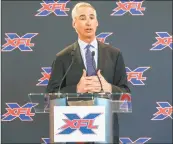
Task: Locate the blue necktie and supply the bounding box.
[85,44,96,76]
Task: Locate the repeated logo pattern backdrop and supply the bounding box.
[1,0,172,143]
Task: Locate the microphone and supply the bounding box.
[58,49,75,94]
[91,51,104,93]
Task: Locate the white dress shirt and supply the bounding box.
[78,38,98,70]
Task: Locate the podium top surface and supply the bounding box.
[28,92,131,99]
[28,93,132,113]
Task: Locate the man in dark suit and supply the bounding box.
[46,2,130,144]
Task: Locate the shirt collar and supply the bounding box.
[78,38,98,49]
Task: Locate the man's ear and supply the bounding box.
[96,19,99,27]
[72,20,75,29]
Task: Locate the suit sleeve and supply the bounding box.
[46,57,63,93]
[46,56,77,93]
[111,51,131,98]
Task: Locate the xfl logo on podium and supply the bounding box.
[57,113,101,134]
[54,106,105,142]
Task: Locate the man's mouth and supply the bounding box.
[85,28,92,32]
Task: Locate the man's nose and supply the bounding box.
[86,19,91,26]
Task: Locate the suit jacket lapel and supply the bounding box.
[73,41,86,70]
[97,41,106,74]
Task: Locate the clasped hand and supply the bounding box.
[77,69,112,93]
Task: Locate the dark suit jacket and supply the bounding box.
[46,40,130,143]
[47,40,130,95]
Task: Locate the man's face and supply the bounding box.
[72,6,98,40]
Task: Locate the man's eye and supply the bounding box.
[79,16,86,20]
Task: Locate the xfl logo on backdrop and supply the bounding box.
[41,137,151,144]
[37,67,51,86]
[120,137,151,144]
[36,32,112,86]
[96,32,113,44]
[151,102,173,120]
[1,33,38,52]
[126,67,150,85]
[41,138,50,144]
[36,0,70,16]
[1,103,37,121]
[111,0,146,16]
[150,32,172,51]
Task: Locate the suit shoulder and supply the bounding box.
[99,41,121,54]
[55,42,75,58]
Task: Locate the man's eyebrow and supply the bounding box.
[79,14,95,17]
[79,14,85,17]
[89,14,95,16]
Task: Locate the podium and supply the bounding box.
[28,93,132,143]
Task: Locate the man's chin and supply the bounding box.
[85,33,95,38]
